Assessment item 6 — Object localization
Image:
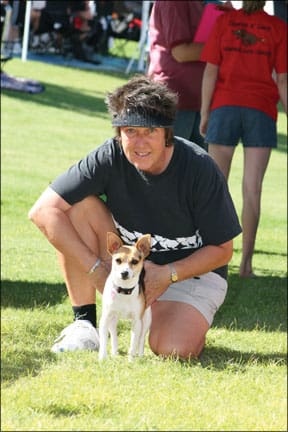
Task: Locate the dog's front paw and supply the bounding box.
[128,349,137,362]
[128,354,135,363]
[98,351,107,361]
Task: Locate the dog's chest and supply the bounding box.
[103,284,144,319]
[114,297,142,319]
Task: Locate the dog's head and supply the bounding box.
[107,232,151,287]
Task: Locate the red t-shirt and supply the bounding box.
[200,9,287,121]
[148,1,205,111]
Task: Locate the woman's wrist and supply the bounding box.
[87,257,102,274]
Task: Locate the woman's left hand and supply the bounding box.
[143,261,171,307]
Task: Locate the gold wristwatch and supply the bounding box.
[168,263,178,283]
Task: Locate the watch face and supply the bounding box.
[171,273,178,282]
[168,264,178,283]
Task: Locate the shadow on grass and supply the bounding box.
[1,350,56,384]
[276,104,287,154]
[1,279,67,308]
[1,274,286,383]
[1,68,127,117]
[233,247,287,258]
[213,273,287,332]
[276,132,287,153]
[1,280,67,384]
[2,273,286,331]
[1,81,108,118]
[199,345,287,371]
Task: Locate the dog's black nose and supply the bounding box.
[121,271,129,280]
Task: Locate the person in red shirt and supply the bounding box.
[200,0,287,278]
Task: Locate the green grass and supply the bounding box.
[108,38,139,59]
[1,58,287,431]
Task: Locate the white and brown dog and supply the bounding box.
[99,232,151,361]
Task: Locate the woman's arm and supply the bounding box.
[199,62,219,137]
[171,42,204,62]
[276,72,287,113]
[144,239,233,306]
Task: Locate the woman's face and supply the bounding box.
[120,127,173,175]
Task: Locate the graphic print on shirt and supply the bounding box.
[114,219,203,253]
[232,29,265,46]
[227,19,270,54]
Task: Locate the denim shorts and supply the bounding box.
[205,106,277,148]
[157,272,228,326]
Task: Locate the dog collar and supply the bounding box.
[117,286,136,295]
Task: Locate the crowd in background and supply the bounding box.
[0,0,145,61]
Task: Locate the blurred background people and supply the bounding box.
[147,0,233,150]
[147,0,206,149]
[1,0,25,56]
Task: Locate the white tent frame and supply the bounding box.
[21,0,32,61]
[125,0,151,74]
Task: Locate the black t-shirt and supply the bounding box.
[50,137,242,279]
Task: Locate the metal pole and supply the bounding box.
[137,0,150,72]
[21,0,32,61]
[125,1,151,75]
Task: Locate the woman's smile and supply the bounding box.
[120,127,173,175]
[134,150,150,157]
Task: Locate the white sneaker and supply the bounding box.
[51,320,99,353]
[39,32,51,44]
[31,35,40,49]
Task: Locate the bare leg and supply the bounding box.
[138,308,152,356]
[240,147,271,277]
[109,315,119,357]
[208,143,235,180]
[149,301,210,359]
[30,9,41,33]
[99,313,110,360]
[57,196,117,305]
[129,319,142,360]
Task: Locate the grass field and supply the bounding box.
[1,58,287,431]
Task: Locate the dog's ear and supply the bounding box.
[107,232,123,254]
[136,234,151,258]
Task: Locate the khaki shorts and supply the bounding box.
[157,272,228,326]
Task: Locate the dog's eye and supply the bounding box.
[131,259,139,266]
[115,258,122,265]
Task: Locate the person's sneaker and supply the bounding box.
[51,320,99,353]
[31,35,40,49]
[12,41,22,55]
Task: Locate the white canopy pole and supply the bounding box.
[137,0,150,72]
[125,0,151,74]
[21,0,32,61]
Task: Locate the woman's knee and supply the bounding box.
[149,301,208,360]
[149,330,204,360]
[68,195,106,219]
[68,196,114,229]
[67,196,116,253]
